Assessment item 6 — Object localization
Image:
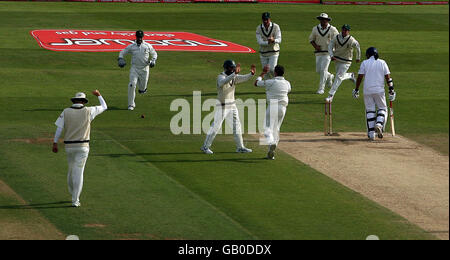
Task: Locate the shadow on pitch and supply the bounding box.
[0,201,72,210]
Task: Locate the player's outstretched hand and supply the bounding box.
[92,90,101,97]
[235,63,241,74]
[352,89,359,99]
[250,64,256,75]
[262,64,270,74]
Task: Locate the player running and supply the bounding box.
[309,13,339,95]
[256,12,282,79]
[254,65,291,160]
[325,24,361,103]
[118,30,157,111]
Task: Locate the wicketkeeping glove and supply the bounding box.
[352,89,360,99]
[118,57,126,68]
[389,90,396,101]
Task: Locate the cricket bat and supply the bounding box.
[389,100,396,136]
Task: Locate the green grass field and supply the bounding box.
[0,2,448,240]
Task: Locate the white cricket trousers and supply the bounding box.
[65,146,89,204]
[260,54,279,79]
[128,66,149,107]
[316,55,332,92]
[203,103,244,149]
[364,92,387,138]
[264,102,287,146]
[329,62,352,96]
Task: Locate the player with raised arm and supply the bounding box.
[201,60,256,154]
[52,90,107,207]
[254,65,291,160]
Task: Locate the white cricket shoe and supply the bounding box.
[201,146,213,154]
[325,94,334,103]
[72,201,81,207]
[236,147,252,153]
[316,89,325,94]
[128,105,135,111]
[368,133,375,141]
[375,124,384,139]
[267,144,276,160]
[350,72,356,84]
[327,74,334,88]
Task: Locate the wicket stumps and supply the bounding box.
[324,101,332,136]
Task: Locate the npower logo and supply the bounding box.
[30,30,255,53]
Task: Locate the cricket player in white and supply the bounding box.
[52,90,107,207]
[118,30,157,111]
[256,12,282,79]
[254,65,291,160]
[309,13,339,94]
[353,47,396,141]
[201,60,256,154]
[326,24,360,102]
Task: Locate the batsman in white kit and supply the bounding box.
[353,47,396,141]
[326,24,360,103]
[201,60,256,154]
[256,12,282,79]
[118,30,157,111]
[254,65,291,160]
[52,90,107,207]
[309,13,339,94]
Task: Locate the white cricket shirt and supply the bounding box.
[358,56,391,95]
[255,76,291,106]
[119,41,157,69]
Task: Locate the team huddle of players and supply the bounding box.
[52,12,396,207]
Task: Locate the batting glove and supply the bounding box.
[149,60,156,68]
[389,90,396,101]
[118,57,126,68]
[352,89,360,99]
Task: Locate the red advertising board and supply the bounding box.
[30,30,255,53]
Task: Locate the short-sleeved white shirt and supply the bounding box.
[358,56,390,94]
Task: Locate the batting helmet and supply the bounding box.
[366,47,379,60]
[223,59,236,70]
[136,30,144,38]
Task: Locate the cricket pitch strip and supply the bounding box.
[277,132,449,240]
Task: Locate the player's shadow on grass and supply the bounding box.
[23,108,63,112]
[138,158,266,164]
[0,201,72,210]
[92,151,237,157]
[92,152,265,163]
[289,90,319,95]
[289,100,328,105]
[106,106,130,111]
